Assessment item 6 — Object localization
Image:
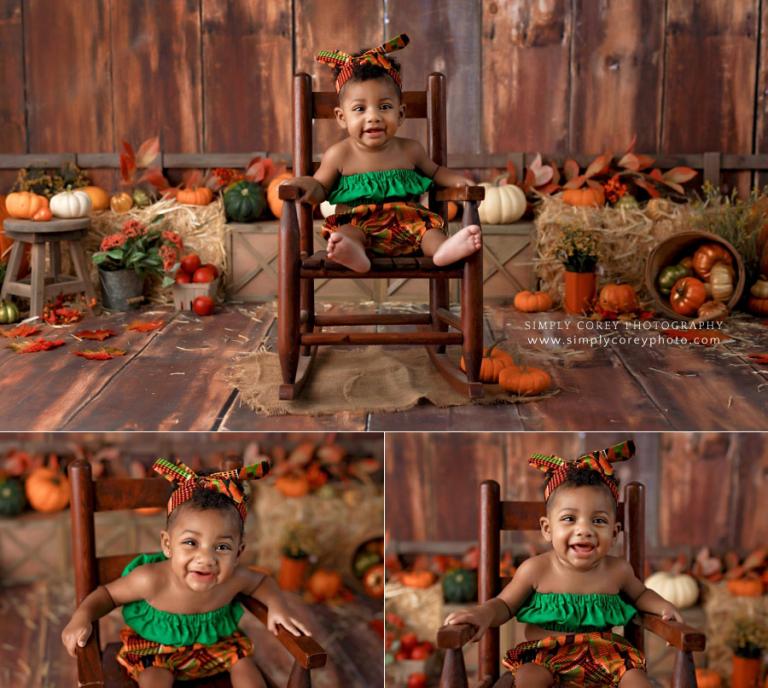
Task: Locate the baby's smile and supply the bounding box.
[569,541,596,558]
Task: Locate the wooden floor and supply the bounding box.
[0,302,765,431]
[0,579,382,688]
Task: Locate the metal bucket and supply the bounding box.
[98,269,144,311]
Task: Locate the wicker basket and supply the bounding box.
[645,230,745,319]
[172,278,220,310]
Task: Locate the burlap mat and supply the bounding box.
[227,345,557,416]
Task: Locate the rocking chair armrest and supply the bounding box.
[238,595,327,669]
[434,186,485,202]
[437,622,477,649]
[75,631,105,686]
[277,184,307,201]
[631,613,706,652]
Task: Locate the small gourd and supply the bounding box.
[750,276,768,299]
[110,192,134,214]
[598,282,639,314]
[644,570,699,609]
[726,577,764,597]
[177,187,213,206]
[274,473,310,498]
[224,181,266,222]
[306,569,343,601]
[25,465,70,512]
[513,290,553,313]
[81,185,110,211]
[5,191,49,219]
[0,300,20,324]
[0,476,26,516]
[459,341,516,384]
[561,186,605,207]
[266,172,293,219]
[498,365,552,396]
[707,261,734,301]
[443,568,478,603]
[478,179,526,224]
[50,190,92,218]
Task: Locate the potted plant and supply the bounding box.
[278,523,315,592]
[728,615,768,688]
[556,226,600,314]
[92,217,183,310]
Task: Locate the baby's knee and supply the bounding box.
[619,668,652,687]
[513,662,554,687]
[231,657,267,688]
[137,667,174,688]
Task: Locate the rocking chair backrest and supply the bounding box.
[477,480,646,683]
[292,72,448,250]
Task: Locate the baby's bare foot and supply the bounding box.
[326,232,371,272]
[432,225,482,266]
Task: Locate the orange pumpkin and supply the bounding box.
[562,187,605,207]
[514,290,553,313]
[25,466,70,512]
[177,187,213,206]
[32,207,53,222]
[598,283,639,314]
[459,341,516,383]
[5,191,49,219]
[499,365,552,396]
[275,474,310,498]
[306,569,343,600]
[267,172,293,219]
[691,243,733,280]
[694,668,721,688]
[669,277,707,316]
[748,296,768,316]
[726,577,764,597]
[400,570,436,588]
[446,201,459,222]
[0,194,13,257]
[110,192,133,213]
[81,185,110,211]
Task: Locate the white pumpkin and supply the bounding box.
[478,182,526,224]
[644,571,699,609]
[50,190,92,218]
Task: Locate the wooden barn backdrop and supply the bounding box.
[385,433,768,558]
[1,0,768,168]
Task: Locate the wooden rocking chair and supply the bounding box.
[69,459,327,687]
[436,481,706,688]
[276,72,485,400]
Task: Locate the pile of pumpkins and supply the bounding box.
[655,243,736,320]
[0,463,70,517]
[4,188,98,221]
[459,340,552,396]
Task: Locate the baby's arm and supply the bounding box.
[618,560,682,622]
[238,567,311,637]
[444,557,538,642]
[405,139,475,188]
[61,566,153,657]
[287,142,344,205]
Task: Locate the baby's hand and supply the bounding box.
[455,177,475,187]
[267,604,312,637]
[444,604,494,643]
[660,604,683,623]
[61,615,92,658]
[282,176,325,206]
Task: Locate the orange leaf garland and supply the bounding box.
[74,329,117,341]
[74,347,126,360]
[8,338,65,353]
[126,320,164,333]
[747,353,768,365]
[1,324,41,338]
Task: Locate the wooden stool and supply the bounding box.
[0,217,97,317]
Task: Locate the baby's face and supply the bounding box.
[161,506,244,593]
[540,485,619,572]
[335,77,404,150]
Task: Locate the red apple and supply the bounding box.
[175,271,192,284]
[192,295,215,316]
[180,253,201,274]
[192,266,217,283]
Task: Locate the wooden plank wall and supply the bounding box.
[385,433,768,555]
[1,0,766,166]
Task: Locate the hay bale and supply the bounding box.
[534,196,694,303]
[702,580,768,681]
[386,580,444,641]
[86,198,228,305]
[249,481,383,575]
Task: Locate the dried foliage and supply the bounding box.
[11,162,90,198]
[7,338,65,354]
[126,320,165,333]
[74,347,127,361]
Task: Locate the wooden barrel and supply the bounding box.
[645,230,745,319]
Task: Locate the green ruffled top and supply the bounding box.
[121,552,244,646]
[515,592,637,633]
[327,168,433,205]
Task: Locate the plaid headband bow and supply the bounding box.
[153,457,271,521]
[316,33,410,93]
[528,440,635,502]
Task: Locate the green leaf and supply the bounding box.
[106,249,124,260]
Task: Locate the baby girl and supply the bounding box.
[445,441,682,687]
[289,33,482,272]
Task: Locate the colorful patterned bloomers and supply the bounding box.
[503,631,646,687]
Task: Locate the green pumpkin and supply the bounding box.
[443,568,478,603]
[224,181,266,222]
[615,194,639,208]
[353,550,382,578]
[0,477,26,516]
[0,300,20,324]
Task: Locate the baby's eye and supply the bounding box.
[561,515,575,522]
[181,539,196,547]
[216,544,232,552]
[593,518,608,525]
[380,104,392,110]
[352,106,364,111]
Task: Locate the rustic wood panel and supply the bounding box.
[23,0,113,153]
[662,1,758,194]
[733,433,768,550]
[110,0,203,152]
[756,0,768,186]
[482,0,573,154]
[202,0,292,153]
[387,0,482,155]
[294,0,382,155]
[0,1,25,162]
[570,0,665,152]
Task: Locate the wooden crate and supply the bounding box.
[226,221,536,304]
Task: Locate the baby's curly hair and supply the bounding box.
[167,468,246,539]
[545,463,619,512]
[335,52,402,100]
